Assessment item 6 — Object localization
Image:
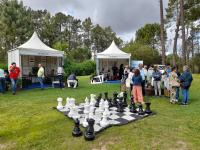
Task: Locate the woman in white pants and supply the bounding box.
[152,66,162,96]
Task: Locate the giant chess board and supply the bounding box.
[56,102,154,133]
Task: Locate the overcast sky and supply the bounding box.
[21,0,169,42]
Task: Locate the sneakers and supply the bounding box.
[179,103,188,106]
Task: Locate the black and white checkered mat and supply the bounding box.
[56,103,154,133]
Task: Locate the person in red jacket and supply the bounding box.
[9,62,20,95]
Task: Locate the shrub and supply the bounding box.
[0,63,8,70]
[64,59,95,76]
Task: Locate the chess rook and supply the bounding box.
[138,104,145,115]
[145,102,152,114]
[84,118,95,141]
[57,97,63,110]
[72,119,82,137]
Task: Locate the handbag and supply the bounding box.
[170,80,180,87]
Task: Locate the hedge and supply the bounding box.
[64,59,96,76]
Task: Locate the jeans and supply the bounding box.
[153,80,161,96]
[58,75,63,88]
[0,77,5,93]
[176,87,180,100]
[38,77,44,89]
[182,88,189,104]
[11,78,18,93]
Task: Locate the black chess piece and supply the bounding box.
[117,97,124,112]
[138,104,145,115]
[131,95,134,102]
[72,119,82,137]
[123,91,128,107]
[145,102,152,114]
[129,101,137,113]
[95,93,102,107]
[112,92,118,107]
[104,92,108,100]
[84,118,95,141]
[108,98,113,107]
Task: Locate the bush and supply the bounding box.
[0,63,8,70]
[64,59,96,76]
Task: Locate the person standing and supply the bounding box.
[165,64,171,77]
[169,67,180,104]
[57,66,65,89]
[132,69,144,104]
[119,64,124,80]
[175,66,181,100]
[179,65,193,105]
[139,64,145,96]
[147,66,154,86]
[152,66,162,96]
[9,62,20,95]
[0,68,6,94]
[112,63,118,80]
[128,68,134,96]
[37,64,45,90]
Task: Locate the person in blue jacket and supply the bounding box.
[179,65,193,105]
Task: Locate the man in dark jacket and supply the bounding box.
[67,73,78,88]
[179,65,193,105]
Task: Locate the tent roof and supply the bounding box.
[97,41,131,59]
[18,32,57,51]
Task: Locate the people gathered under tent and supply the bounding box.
[67,73,78,88]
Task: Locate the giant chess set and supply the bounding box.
[55,92,154,140]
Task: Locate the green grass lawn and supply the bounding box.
[0,75,200,150]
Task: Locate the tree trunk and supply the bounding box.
[173,12,181,66]
[180,0,187,65]
[160,0,166,65]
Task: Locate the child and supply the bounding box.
[132,69,144,104]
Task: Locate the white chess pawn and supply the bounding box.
[72,106,80,119]
[82,112,89,127]
[89,96,96,107]
[57,97,63,110]
[84,98,90,114]
[64,97,70,111]
[104,100,110,116]
[70,98,76,107]
[89,106,95,119]
[100,111,109,127]
[68,105,75,118]
[99,98,105,113]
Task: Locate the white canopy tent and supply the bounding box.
[96,41,131,75]
[8,32,64,77]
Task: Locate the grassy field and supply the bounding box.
[0,75,200,150]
